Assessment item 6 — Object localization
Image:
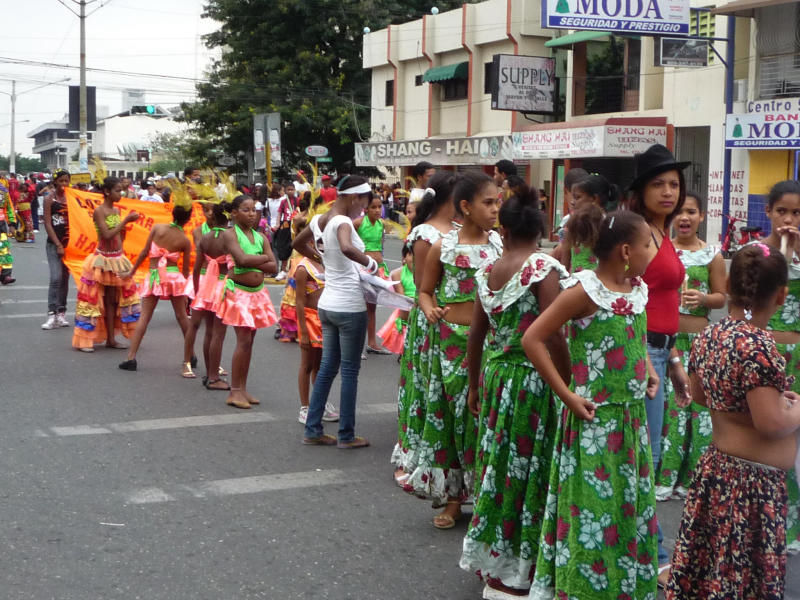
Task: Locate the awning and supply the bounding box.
[711,0,797,17]
[422,62,469,83]
[545,30,612,48]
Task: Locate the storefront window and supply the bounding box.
[757,5,800,99]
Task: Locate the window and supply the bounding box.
[442,78,468,101]
[415,74,423,86]
[689,9,715,65]
[385,80,394,106]
[484,61,494,94]
[756,4,800,99]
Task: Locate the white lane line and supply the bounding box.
[0,299,47,304]
[358,402,396,414]
[127,469,350,505]
[0,285,49,290]
[49,412,277,437]
[0,313,50,319]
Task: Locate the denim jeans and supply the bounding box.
[45,241,69,313]
[304,309,367,442]
[646,342,671,565]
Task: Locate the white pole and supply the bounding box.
[78,0,88,172]
[9,80,16,174]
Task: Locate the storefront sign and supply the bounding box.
[513,125,666,159]
[253,112,281,169]
[542,0,690,34]
[355,135,513,167]
[658,38,708,68]
[491,55,556,114]
[726,97,800,149]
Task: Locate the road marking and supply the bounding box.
[49,412,277,437]
[0,299,47,304]
[0,313,48,319]
[0,285,49,290]
[126,469,350,504]
[358,402,396,414]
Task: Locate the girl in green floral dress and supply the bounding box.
[407,171,502,529]
[655,192,726,501]
[460,186,570,595]
[392,173,457,485]
[523,210,661,599]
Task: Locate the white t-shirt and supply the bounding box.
[294,181,311,195]
[267,197,283,229]
[139,193,164,203]
[316,214,367,313]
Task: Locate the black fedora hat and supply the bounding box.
[629,144,691,191]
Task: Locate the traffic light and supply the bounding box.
[130,105,157,115]
[146,105,155,114]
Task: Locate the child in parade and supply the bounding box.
[376,246,416,355]
[0,182,16,284]
[14,178,35,243]
[667,244,800,600]
[118,205,193,373]
[42,170,71,328]
[217,195,278,409]
[72,177,142,352]
[407,171,503,529]
[655,191,726,501]
[523,210,660,599]
[460,185,570,596]
[391,172,458,485]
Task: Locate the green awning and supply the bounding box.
[545,30,612,47]
[422,62,469,83]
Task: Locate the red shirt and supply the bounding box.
[642,236,685,335]
[319,186,337,204]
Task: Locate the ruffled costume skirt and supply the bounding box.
[140,266,194,299]
[191,270,225,312]
[72,249,141,349]
[278,304,298,342]
[214,277,277,330]
[297,306,322,349]
[377,308,407,355]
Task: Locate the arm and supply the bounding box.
[535,271,571,384]
[192,237,204,294]
[336,222,372,268]
[681,253,726,311]
[668,349,692,407]
[181,235,191,279]
[127,227,157,275]
[747,387,800,439]
[295,265,310,350]
[223,229,270,269]
[412,239,432,290]
[689,373,706,408]
[417,241,447,323]
[258,232,278,275]
[43,195,62,252]
[390,267,404,294]
[550,242,570,272]
[466,302,490,417]
[292,224,319,261]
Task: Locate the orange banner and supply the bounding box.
[64,188,205,285]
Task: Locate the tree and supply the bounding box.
[0,154,46,173]
[182,0,467,174]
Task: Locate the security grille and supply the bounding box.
[757,4,800,99]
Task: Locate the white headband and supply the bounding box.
[339,182,372,196]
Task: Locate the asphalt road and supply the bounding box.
[1,235,798,600]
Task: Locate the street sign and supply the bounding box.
[70,172,92,185]
[316,157,333,163]
[305,145,329,158]
[217,155,236,167]
[657,38,708,68]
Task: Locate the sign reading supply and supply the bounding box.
[542,0,690,34]
[513,124,667,159]
[658,37,708,67]
[355,135,513,167]
[491,55,556,114]
[726,97,800,149]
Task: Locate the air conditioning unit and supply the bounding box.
[733,79,748,102]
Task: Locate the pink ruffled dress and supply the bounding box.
[140,242,194,299]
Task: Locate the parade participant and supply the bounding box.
[562,174,620,273]
[118,205,193,373]
[292,175,376,448]
[319,174,337,204]
[551,168,589,247]
[72,177,142,352]
[267,182,293,280]
[354,194,392,355]
[627,144,691,584]
[216,195,278,409]
[750,179,800,553]
[523,209,659,599]
[376,246,415,355]
[655,191,725,501]
[184,203,230,389]
[667,244,800,600]
[15,175,35,242]
[407,171,502,528]
[391,172,457,485]
[460,185,569,596]
[41,169,71,328]
[0,180,16,284]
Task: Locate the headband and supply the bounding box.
[339,182,371,196]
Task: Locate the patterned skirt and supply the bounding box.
[405,319,477,506]
[529,401,658,599]
[655,332,712,501]
[460,358,558,590]
[666,445,787,600]
[0,226,12,270]
[777,340,800,553]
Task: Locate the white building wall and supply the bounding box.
[94,115,187,159]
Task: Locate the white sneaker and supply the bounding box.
[41,312,57,330]
[298,406,308,424]
[56,312,70,327]
[275,271,287,281]
[322,403,340,422]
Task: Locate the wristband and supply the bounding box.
[365,256,379,275]
[669,356,681,366]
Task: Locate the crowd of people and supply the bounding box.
[3,146,800,599]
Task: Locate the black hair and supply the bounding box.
[627,168,686,228]
[729,244,788,311]
[336,174,369,193]
[401,244,412,259]
[412,171,457,228]
[101,176,120,194]
[684,190,706,212]
[226,194,252,212]
[183,166,198,178]
[495,159,517,178]
[172,205,192,227]
[211,203,229,226]
[505,175,526,193]
[564,168,589,190]
[499,183,544,242]
[572,174,620,212]
[298,192,310,213]
[767,180,800,209]
[567,209,645,261]
[452,171,494,217]
[412,161,435,179]
[367,193,382,206]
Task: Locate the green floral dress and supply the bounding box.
[406,229,503,505]
[529,270,658,600]
[460,253,568,589]
[570,245,597,273]
[654,245,716,501]
[392,224,448,473]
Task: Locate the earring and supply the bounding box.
[744,307,753,321]
[465,211,470,216]
[624,262,630,272]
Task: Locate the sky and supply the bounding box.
[0,0,220,157]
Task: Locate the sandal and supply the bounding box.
[205,379,230,391]
[182,362,196,378]
[226,387,251,409]
[433,500,462,530]
[657,564,671,589]
[366,345,392,355]
[218,366,228,377]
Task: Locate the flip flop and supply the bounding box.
[205,379,230,391]
[366,346,392,355]
[657,564,671,589]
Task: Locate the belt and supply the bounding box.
[647,331,677,350]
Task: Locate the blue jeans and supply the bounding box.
[304,309,367,443]
[45,241,69,313]
[646,342,671,565]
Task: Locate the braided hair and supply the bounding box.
[729,244,787,313]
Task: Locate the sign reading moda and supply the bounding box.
[355,135,513,167]
[542,0,690,34]
[725,97,800,149]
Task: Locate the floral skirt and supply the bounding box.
[405,319,477,506]
[460,358,558,590]
[777,340,800,553]
[666,445,787,600]
[0,227,12,269]
[377,308,406,355]
[529,401,658,600]
[72,250,141,349]
[655,332,712,501]
[214,278,277,330]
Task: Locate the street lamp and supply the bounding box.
[0,77,71,174]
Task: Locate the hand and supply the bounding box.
[299,336,311,351]
[681,289,705,310]
[565,392,596,421]
[119,270,133,280]
[783,390,800,408]
[467,387,480,417]
[56,244,65,257]
[646,372,660,400]
[423,305,449,324]
[670,362,692,408]
[123,211,140,224]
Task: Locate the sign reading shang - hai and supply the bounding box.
[542,0,690,34]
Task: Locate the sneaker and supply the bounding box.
[275,270,287,281]
[298,406,308,424]
[33,229,39,233]
[41,312,57,330]
[56,312,70,327]
[322,403,340,422]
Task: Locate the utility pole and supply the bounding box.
[79,0,88,172]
